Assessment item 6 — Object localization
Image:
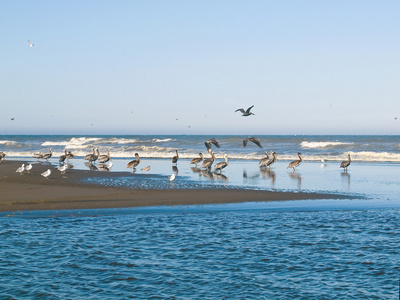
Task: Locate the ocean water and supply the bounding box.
[1,135,399,298]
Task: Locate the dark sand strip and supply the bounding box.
[0,160,352,212]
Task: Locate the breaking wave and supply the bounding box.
[301,141,353,149]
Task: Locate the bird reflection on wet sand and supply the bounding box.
[288,171,302,190]
[260,168,276,188]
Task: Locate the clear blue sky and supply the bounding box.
[1,1,399,135]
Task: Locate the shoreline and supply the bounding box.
[0,160,354,213]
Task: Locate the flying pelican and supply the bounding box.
[59,150,67,164]
[214,154,229,173]
[141,165,151,172]
[204,138,220,150]
[42,149,53,160]
[25,164,33,172]
[340,154,351,171]
[127,153,141,170]
[259,151,270,167]
[287,152,303,171]
[16,164,25,174]
[84,148,95,160]
[28,40,34,47]
[201,149,215,170]
[169,174,176,181]
[266,151,277,168]
[98,149,111,164]
[243,137,262,148]
[190,153,204,166]
[172,150,179,164]
[235,105,255,116]
[41,169,51,178]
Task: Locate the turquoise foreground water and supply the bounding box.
[1,135,399,298]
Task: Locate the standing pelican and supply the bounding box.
[266,151,277,168]
[235,105,255,116]
[41,169,51,178]
[204,138,220,150]
[59,150,67,164]
[42,149,53,160]
[33,152,43,160]
[127,153,141,170]
[287,152,303,171]
[84,148,95,160]
[201,149,215,170]
[66,151,74,161]
[243,137,262,148]
[16,164,25,174]
[259,151,270,167]
[214,154,229,173]
[340,154,351,171]
[172,150,179,164]
[87,149,99,164]
[98,149,111,164]
[190,153,204,166]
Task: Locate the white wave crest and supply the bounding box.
[301,141,353,149]
[152,138,174,143]
[101,138,138,144]
[0,140,17,145]
[41,137,101,148]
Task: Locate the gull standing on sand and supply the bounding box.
[190,153,204,166]
[25,164,33,172]
[243,137,262,148]
[127,153,141,171]
[172,150,179,164]
[57,165,68,172]
[41,169,51,178]
[340,154,351,171]
[16,164,25,174]
[169,174,176,181]
[204,138,220,151]
[287,152,303,171]
[214,154,229,173]
[235,105,255,116]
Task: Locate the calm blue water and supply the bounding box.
[1,135,399,298]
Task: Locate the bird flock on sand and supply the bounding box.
[2,104,353,180]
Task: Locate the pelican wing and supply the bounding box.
[235,108,245,114]
[250,138,262,148]
[245,105,254,114]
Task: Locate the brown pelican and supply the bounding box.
[66,151,74,161]
[340,154,351,171]
[87,148,99,164]
[127,153,141,170]
[172,150,179,164]
[98,149,111,164]
[204,138,220,150]
[190,153,204,166]
[235,105,255,116]
[33,152,43,159]
[59,150,67,164]
[84,148,95,160]
[42,149,53,160]
[41,169,51,178]
[259,151,270,167]
[214,154,229,173]
[287,152,303,171]
[201,149,215,170]
[0,157,4,164]
[266,151,277,168]
[0,152,6,159]
[243,137,262,148]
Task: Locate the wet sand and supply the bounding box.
[0,160,350,212]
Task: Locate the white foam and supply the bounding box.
[301,141,353,149]
[152,138,174,143]
[0,140,17,145]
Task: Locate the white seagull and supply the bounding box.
[25,164,33,172]
[28,40,34,47]
[169,174,176,181]
[41,169,51,178]
[57,165,68,172]
[16,164,25,174]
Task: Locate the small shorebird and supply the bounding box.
[287,152,303,171]
[141,165,151,172]
[172,150,179,164]
[41,169,51,178]
[201,149,215,170]
[235,105,255,116]
[204,138,220,150]
[42,149,53,160]
[190,153,204,166]
[214,154,229,173]
[340,154,351,171]
[127,153,141,170]
[243,137,262,148]
[169,174,176,181]
[16,164,25,174]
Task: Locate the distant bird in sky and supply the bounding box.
[395,117,398,120]
[205,138,220,150]
[169,174,176,181]
[243,137,262,148]
[28,40,34,47]
[41,169,51,178]
[235,105,255,116]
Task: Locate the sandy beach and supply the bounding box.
[0,160,350,212]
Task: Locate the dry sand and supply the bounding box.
[0,160,350,212]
